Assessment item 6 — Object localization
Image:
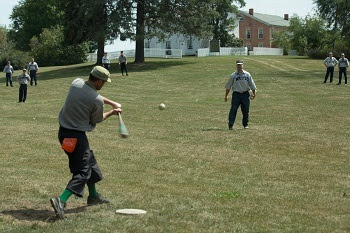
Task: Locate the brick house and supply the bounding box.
[239,8,290,51]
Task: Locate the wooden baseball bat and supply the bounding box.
[117,112,129,138]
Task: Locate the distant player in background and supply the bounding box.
[28,58,39,86]
[3,61,14,87]
[323,52,338,83]
[225,60,257,130]
[118,51,128,76]
[17,68,31,103]
[337,53,349,85]
[102,52,110,70]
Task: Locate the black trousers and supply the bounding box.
[103,63,110,70]
[58,127,103,197]
[6,73,13,86]
[19,84,27,102]
[120,62,128,75]
[324,67,334,83]
[228,91,250,127]
[30,70,37,86]
[339,67,347,84]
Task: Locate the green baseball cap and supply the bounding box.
[91,66,111,82]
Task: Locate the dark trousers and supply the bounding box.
[6,73,13,86]
[58,127,103,197]
[324,67,334,83]
[30,70,37,86]
[120,62,128,75]
[228,91,250,127]
[19,84,27,102]
[338,67,347,84]
[103,63,110,70]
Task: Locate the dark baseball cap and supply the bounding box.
[236,60,244,65]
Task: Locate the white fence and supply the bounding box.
[87,49,182,62]
[250,47,283,56]
[144,48,182,58]
[197,48,210,57]
[197,47,247,57]
[220,47,248,56]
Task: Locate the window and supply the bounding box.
[258,28,263,39]
[166,41,171,49]
[246,29,251,40]
[187,37,193,49]
[145,40,150,48]
[239,17,244,21]
[258,43,263,47]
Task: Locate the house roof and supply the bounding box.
[239,11,290,27]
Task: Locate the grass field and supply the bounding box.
[0,56,349,233]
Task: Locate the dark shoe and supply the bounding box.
[126,74,129,76]
[228,125,233,130]
[11,85,13,87]
[50,197,65,219]
[323,81,326,83]
[87,194,110,206]
[337,83,341,85]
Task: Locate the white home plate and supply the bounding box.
[115,209,147,215]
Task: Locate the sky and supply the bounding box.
[0,0,316,51]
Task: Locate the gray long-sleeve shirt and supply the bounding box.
[118,55,127,63]
[225,70,257,93]
[17,73,31,84]
[28,62,39,71]
[338,58,349,68]
[59,78,104,132]
[3,65,14,74]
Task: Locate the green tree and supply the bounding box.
[30,26,88,66]
[59,0,132,64]
[9,0,63,51]
[210,0,245,47]
[314,0,350,36]
[271,31,291,55]
[0,26,31,69]
[288,15,327,55]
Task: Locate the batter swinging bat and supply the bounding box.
[117,112,129,138]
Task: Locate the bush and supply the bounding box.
[307,49,328,59]
[30,26,88,66]
[0,50,32,70]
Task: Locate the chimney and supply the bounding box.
[249,8,254,15]
[284,14,289,20]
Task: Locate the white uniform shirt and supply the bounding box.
[225,69,256,93]
[323,57,338,67]
[102,56,110,64]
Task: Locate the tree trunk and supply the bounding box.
[96,36,105,65]
[96,0,106,65]
[134,0,145,63]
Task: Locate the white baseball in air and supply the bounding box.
[159,103,166,110]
